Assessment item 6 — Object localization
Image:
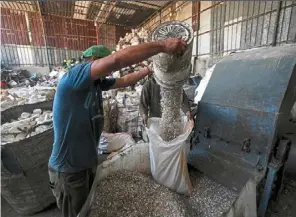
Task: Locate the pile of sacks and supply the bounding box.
[116,28,149,51]
[99,89,139,156]
[116,91,142,138]
[102,90,118,133]
[34,75,58,87]
[1,109,53,144]
[103,28,149,136]
[48,66,69,83]
[2,66,58,89]
[114,61,151,80]
[1,87,55,111]
[34,59,80,87]
[1,67,32,88]
[102,89,142,138]
[113,28,151,79]
[102,28,149,136]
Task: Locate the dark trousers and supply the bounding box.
[48,167,96,217]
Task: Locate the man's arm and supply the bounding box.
[112,67,151,89]
[90,38,186,80]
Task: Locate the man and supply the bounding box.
[140,75,192,125]
[48,39,186,217]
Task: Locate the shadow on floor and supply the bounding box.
[1,197,60,217]
[1,155,108,217]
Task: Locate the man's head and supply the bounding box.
[82,45,111,62]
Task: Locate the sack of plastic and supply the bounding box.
[98,132,135,154]
[117,106,142,137]
[146,117,194,195]
[103,99,117,133]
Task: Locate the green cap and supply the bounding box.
[82,45,111,58]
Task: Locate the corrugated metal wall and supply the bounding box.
[1,8,30,45]
[141,1,194,31]
[0,7,128,67]
[43,15,97,50]
[196,1,296,75]
[140,1,296,76]
[97,23,130,50]
[2,1,296,71]
[1,8,41,66]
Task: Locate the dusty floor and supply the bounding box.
[1,151,295,217]
[267,178,296,217]
[1,155,109,217]
[1,197,60,217]
[2,178,296,217]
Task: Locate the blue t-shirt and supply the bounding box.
[49,62,116,173]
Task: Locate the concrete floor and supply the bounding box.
[267,178,296,217]
[1,133,295,217]
[1,197,60,217]
[1,155,108,217]
[3,179,294,217]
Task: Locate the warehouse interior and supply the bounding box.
[2,1,296,74]
[1,1,296,217]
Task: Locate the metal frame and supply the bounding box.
[1,1,168,67]
[140,1,296,62]
[1,1,167,27]
[195,1,296,60]
[2,1,296,67]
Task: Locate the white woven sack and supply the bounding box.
[98,132,135,154]
[146,117,194,195]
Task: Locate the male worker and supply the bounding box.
[48,39,186,217]
[140,75,192,125]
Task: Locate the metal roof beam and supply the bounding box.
[137,1,162,8]
[138,1,174,27]
[95,1,116,28]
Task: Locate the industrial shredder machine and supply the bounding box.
[188,45,296,217]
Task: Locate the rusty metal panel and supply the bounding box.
[28,12,44,46]
[98,24,116,49]
[97,23,128,50]
[16,10,30,45]
[192,1,199,32]
[40,14,96,50]
[1,8,30,45]
[1,1,169,67]
[67,18,96,50]
[115,26,130,43]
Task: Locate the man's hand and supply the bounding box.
[139,62,153,76]
[146,65,153,77]
[161,38,187,55]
